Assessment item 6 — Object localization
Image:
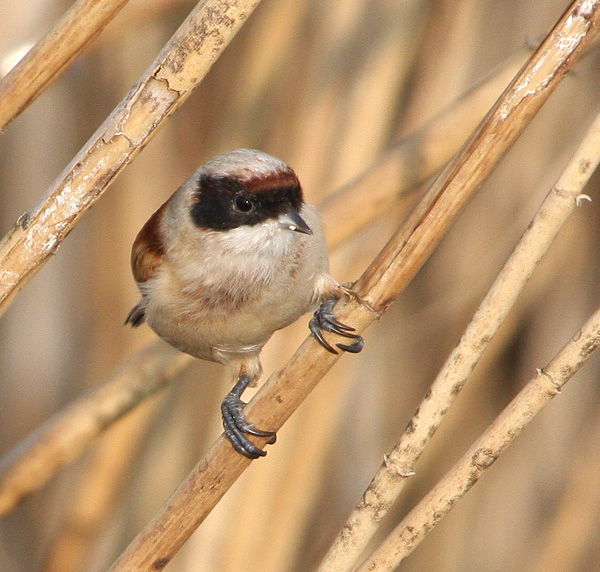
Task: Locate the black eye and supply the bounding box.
[234,194,254,213]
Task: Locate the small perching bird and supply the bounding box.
[126,149,363,458]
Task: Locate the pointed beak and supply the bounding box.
[279,208,313,235]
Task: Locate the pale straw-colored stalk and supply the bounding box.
[355,290,600,572]
[102,3,600,570]
[0,342,190,517]
[0,0,262,317]
[321,99,600,572]
[0,0,131,130]
[0,45,533,520]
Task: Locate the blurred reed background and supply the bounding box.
[1,0,600,571]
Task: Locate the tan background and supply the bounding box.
[1,1,600,571]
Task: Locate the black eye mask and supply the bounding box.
[190,173,304,231]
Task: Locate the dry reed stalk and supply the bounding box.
[226,3,424,568]
[103,3,600,570]
[41,401,162,572]
[322,47,531,251]
[0,342,190,518]
[350,0,600,310]
[0,45,532,521]
[354,300,600,572]
[319,99,600,572]
[0,0,262,317]
[0,0,131,130]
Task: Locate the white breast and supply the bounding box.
[143,204,332,363]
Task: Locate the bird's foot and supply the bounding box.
[221,374,276,459]
[309,299,364,354]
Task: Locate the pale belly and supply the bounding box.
[141,204,333,365]
[144,270,317,364]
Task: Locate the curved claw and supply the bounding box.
[221,375,276,459]
[222,414,267,458]
[336,337,364,353]
[310,299,364,354]
[309,315,339,354]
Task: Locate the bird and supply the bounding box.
[126,149,363,458]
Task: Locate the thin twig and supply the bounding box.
[0,0,262,317]
[354,302,600,572]
[319,100,600,572]
[0,0,131,131]
[0,342,190,518]
[0,46,534,518]
[103,3,600,570]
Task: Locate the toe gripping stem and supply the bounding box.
[221,375,276,459]
[309,299,364,354]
